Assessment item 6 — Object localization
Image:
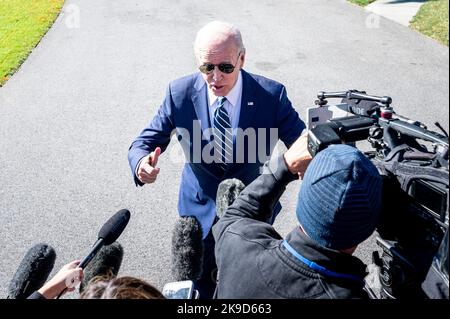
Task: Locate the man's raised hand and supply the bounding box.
[137,147,161,184]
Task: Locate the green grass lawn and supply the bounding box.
[348,0,377,6]
[410,0,449,46]
[0,0,64,86]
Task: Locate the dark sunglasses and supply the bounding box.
[199,52,241,74]
[199,63,236,74]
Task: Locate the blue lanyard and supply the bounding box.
[282,240,364,283]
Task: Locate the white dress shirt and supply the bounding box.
[207,71,243,138]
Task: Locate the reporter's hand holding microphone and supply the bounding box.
[11,209,131,299]
[37,260,84,299]
[137,147,161,184]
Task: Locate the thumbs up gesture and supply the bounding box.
[137,147,161,184]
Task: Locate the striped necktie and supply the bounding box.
[213,97,233,169]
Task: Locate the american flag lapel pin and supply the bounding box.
[247,101,254,106]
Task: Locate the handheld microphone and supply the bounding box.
[171,216,204,281]
[79,241,124,293]
[7,243,56,299]
[216,178,245,219]
[79,209,130,269]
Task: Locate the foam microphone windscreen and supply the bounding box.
[215,178,245,219]
[79,241,124,293]
[7,243,56,299]
[171,216,204,281]
[98,209,131,245]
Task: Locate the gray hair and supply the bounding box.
[194,21,245,59]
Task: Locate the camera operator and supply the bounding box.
[212,135,383,298]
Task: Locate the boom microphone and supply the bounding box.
[79,241,124,293]
[79,209,130,269]
[215,178,245,219]
[7,243,56,299]
[171,216,204,281]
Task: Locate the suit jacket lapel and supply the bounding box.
[238,70,258,130]
[191,73,225,177]
[192,74,212,141]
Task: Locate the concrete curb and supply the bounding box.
[365,0,426,26]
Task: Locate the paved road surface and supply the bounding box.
[0,0,448,297]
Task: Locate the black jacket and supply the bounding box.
[212,154,369,299]
[27,291,45,299]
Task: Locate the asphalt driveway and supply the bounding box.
[0,0,448,297]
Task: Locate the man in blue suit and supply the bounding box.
[128,21,305,298]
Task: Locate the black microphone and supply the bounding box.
[79,209,130,269]
[171,216,204,281]
[215,178,245,219]
[79,241,124,293]
[7,243,56,299]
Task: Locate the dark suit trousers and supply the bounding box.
[194,229,217,299]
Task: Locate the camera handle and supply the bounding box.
[316,90,392,107]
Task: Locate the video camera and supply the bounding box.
[307,90,449,299]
